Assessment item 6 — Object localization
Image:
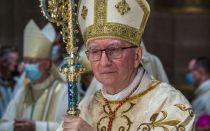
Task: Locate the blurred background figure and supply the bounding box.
[185,58,197,85]
[77,72,93,100]
[189,57,210,120]
[0,20,67,131]
[51,33,66,67]
[0,46,21,118]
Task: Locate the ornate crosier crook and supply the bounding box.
[39,0,85,116]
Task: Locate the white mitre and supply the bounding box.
[23,19,56,58]
[42,23,56,43]
[78,0,150,46]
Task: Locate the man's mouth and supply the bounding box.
[100,71,115,74]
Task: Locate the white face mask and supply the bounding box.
[51,45,60,61]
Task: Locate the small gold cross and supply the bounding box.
[81,6,88,19]
[115,0,131,15]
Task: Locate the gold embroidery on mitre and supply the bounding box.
[81,6,88,20]
[79,0,150,46]
[137,111,185,131]
[115,0,131,15]
[174,104,194,117]
[94,0,107,24]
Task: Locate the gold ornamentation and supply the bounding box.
[137,111,185,131]
[122,102,136,114]
[99,71,145,131]
[39,0,86,116]
[99,100,137,130]
[81,6,88,20]
[94,0,107,24]
[97,78,160,131]
[174,104,194,117]
[105,81,160,104]
[103,102,136,117]
[97,116,109,131]
[115,0,131,15]
[97,114,133,131]
[85,23,141,47]
[83,0,150,46]
[121,115,133,131]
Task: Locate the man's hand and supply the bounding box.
[14,119,35,131]
[62,115,95,131]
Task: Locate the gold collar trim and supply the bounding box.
[103,81,161,104]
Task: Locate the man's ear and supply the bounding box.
[134,47,143,68]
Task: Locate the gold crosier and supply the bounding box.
[39,0,85,116]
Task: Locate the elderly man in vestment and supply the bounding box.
[0,20,67,131]
[0,46,20,118]
[57,0,195,130]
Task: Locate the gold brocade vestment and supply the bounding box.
[79,72,195,131]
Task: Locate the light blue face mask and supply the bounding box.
[24,64,42,81]
[185,72,195,85]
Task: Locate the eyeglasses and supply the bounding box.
[85,46,138,62]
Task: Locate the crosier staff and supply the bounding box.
[39,0,85,116]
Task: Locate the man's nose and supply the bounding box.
[100,51,111,66]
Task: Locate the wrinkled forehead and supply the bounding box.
[87,38,133,49]
[24,57,50,63]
